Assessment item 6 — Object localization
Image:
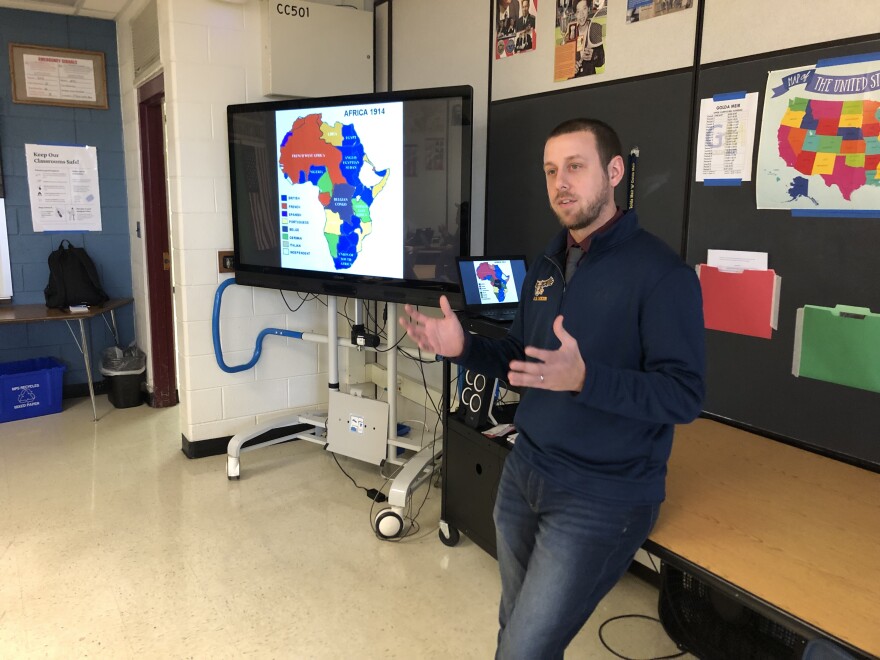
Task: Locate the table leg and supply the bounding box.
[79,318,97,422]
[101,309,120,346]
[109,309,119,345]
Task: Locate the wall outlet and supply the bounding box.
[218,250,234,273]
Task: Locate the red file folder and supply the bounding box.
[696,265,781,339]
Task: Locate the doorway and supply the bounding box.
[138,73,177,407]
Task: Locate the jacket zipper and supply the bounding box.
[544,254,566,317]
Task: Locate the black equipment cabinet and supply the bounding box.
[440,414,511,557]
[438,317,514,557]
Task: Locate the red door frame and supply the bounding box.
[138,74,177,407]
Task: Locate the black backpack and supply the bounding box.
[44,240,110,309]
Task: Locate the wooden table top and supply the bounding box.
[0,298,133,324]
[650,418,880,656]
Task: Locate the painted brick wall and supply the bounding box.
[0,8,133,387]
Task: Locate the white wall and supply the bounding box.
[701,0,880,64]
[492,0,698,101]
[117,0,154,392]
[390,0,490,256]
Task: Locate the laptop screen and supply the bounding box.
[457,257,528,309]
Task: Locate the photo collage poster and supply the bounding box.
[496,0,538,59]
[554,0,607,82]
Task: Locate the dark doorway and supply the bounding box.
[138,74,177,407]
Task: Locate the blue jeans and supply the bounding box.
[493,450,660,660]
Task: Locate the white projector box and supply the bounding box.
[325,391,389,466]
[261,1,374,98]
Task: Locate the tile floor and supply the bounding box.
[0,395,693,659]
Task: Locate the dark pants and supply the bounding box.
[493,450,660,659]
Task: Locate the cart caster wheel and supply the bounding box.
[227,456,240,480]
[439,525,460,547]
[374,508,405,539]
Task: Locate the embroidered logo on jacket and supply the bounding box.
[534,276,554,301]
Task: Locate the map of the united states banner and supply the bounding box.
[757,54,880,213]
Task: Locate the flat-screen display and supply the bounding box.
[228,86,472,306]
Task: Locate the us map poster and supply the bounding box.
[555,0,607,82]
[756,54,880,212]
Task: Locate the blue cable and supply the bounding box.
[212,278,304,373]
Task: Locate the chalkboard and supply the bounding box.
[485,70,695,257]
[686,38,880,468]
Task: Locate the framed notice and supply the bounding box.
[9,43,108,110]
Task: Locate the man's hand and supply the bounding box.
[508,316,586,392]
[400,295,465,358]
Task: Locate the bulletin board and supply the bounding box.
[686,37,880,467]
[486,69,695,269]
[485,39,880,469]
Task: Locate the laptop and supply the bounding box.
[456,256,528,323]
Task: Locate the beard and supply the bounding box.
[553,176,611,232]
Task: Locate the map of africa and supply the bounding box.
[278,114,390,270]
[476,262,510,302]
[777,98,880,201]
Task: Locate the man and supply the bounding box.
[575,0,605,76]
[574,0,590,29]
[514,28,533,53]
[497,0,520,33]
[514,0,536,33]
[401,119,705,659]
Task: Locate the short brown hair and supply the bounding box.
[547,119,622,169]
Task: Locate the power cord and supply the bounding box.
[331,452,387,503]
[375,330,409,352]
[279,289,318,313]
[597,614,686,660]
[365,300,387,334]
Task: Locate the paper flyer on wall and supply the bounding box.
[496,0,538,59]
[0,143,10,299]
[626,0,693,23]
[696,92,760,183]
[0,201,12,299]
[554,0,606,82]
[22,52,98,104]
[756,53,880,212]
[25,143,102,232]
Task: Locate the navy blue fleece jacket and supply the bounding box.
[455,210,705,505]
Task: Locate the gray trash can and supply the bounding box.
[101,346,146,408]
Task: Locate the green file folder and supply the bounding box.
[792,304,880,394]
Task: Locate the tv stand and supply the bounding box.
[222,296,442,540]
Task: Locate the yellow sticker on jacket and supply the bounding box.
[534,276,554,301]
